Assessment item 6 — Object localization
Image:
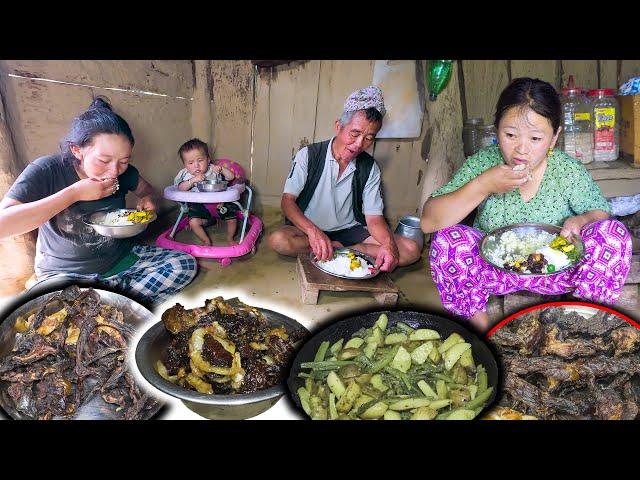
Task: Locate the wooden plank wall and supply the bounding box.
[461,60,509,124]
[245,60,434,222]
[419,61,465,209]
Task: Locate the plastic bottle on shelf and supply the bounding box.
[462,117,483,157]
[559,76,593,164]
[588,88,620,162]
[478,124,497,148]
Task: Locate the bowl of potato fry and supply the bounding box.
[287,311,499,420]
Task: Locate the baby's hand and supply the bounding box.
[212,165,222,174]
[192,173,206,183]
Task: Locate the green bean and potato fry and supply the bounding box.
[296,314,493,420]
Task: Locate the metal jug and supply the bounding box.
[393,215,424,250]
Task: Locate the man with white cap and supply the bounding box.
[267,86,421,272]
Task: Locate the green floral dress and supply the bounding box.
[431,145,610,233]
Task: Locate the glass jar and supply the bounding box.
[560,87,594,164]
[478,124,497,148]
[462,117,483,157]
[588,88,619,162]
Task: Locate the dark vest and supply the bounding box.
[286,140,375,226]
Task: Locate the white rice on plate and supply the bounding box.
[317,253,374,278]
[101,211,136,226]
[486,230,567,267]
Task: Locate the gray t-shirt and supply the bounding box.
[6,154,140,276]
[283,138,384,231]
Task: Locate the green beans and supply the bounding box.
[367,344,400,374]
[384,366,414,391]
[300,360,357,371]
[314,340,330,362]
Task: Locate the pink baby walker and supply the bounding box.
[156,159,263,266]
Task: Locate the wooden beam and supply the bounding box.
[418,61,465,211]
[461,60,509,125]
[511,60,558,86]
[620,60,640,85]
[599,60,618,89]
[561,60,598,90]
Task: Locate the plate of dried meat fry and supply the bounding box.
[486,303,640,420]
[0,285,163,420]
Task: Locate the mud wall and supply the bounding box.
[0,60,198,295]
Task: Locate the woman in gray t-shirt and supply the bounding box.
[0,97,197,305]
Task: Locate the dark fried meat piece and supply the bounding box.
[162,304,197,335]
[501,354,578,382]
[58,285,83,302]
[162,299,220,335]
[540,324,610,359]
[267,335,295,366]
[611,327,640,357]
[493,306,640,420]
[202,336,233,368]
[540,308,625,336]
[237,357,284,394]
[504,373,583,417]
[619,380,640,420]
[572,355,640,377]
[217,313,261,345]
[164,332,191,375]
[10,335,58,366]
[492,314,543,354]
[589,380,626,420]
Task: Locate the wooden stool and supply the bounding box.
[296,255,399,307]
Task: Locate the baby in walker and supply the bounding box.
[174,138,242,245]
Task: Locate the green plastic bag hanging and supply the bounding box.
[427,60,454,101]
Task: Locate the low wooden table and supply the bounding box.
[296,255,399,306]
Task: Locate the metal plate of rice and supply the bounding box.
[479,223,584,276]
[310,248,380,280]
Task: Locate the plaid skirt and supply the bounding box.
[429,219,633,319]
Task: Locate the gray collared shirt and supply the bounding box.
[283,137,384,231]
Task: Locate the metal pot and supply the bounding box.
[196,180,228,192]
[393,215,424,250]
[135,302,309,420]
